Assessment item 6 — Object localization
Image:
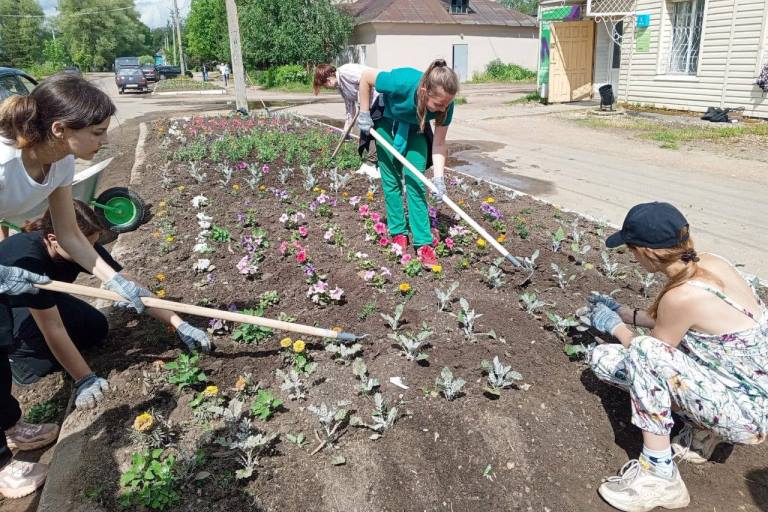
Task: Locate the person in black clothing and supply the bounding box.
[1,201,212,389]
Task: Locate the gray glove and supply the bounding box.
[431,175,446,201]
[0,264,50,295]
[588,291,621,312]
[589,303,623,335]
[357,111,373,134]
[176,322,212,353]
[105,274,150,314]
[74,373,110,409]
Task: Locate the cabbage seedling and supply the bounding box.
[481,356,523,396]
[435,367,466,401]
[435,281,459,312]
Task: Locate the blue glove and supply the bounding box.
[74,373,110,409]
[0,264,50,295]
[588,291,621,312]
[176,322,212,353]
[357,112,373,134]
[432,176,446,201]
[590,303,623,335]
[105,274,150,314]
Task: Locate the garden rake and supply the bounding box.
[368,129,522,268]
[330,112,359,159]
[37,281,364,342]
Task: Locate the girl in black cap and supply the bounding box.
[584,202,767,512]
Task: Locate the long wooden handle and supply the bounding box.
[37,281,358,341]
[330,111,360,159]
[368,128,521,267]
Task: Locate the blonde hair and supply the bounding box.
[416,59,459,133]
[633,227,722,318]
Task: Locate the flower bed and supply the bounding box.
[51,113,768,511]
[153,78,224,93]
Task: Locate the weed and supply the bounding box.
[435,367,466,401]
[164,353,207,390]
[250,389,284,421]
[119,449,179,510]
[358,301,377,320]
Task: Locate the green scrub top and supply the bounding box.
[375,67,454,127]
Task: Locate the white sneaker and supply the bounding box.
[356,163,380,179]
[0,459,48,498]
[598,458,690,512]
[671,424,722,464]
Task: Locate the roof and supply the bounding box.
[344,0,537,28]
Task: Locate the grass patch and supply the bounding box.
[454,96,468,105]
[506,92,542,104]
[154,78,223,92]
[470,59,535,83]
[24,399,63,424]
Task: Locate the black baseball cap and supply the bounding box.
[605,202,689,249]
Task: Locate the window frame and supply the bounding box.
[664,0,706,76]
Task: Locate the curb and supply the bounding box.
[152,89,225,96]
[36,123,149,512]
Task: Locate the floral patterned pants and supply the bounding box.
[589,336,767,444]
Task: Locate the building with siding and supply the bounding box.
[340,0,538,81]
[537,0,768,118]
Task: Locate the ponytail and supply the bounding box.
[23,200,106,238]
[416,59,459,133]
[0,95,41,148]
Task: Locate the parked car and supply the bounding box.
[0,67,37,102]
[114,56,140,74]
[115,67,148,94]
[62,65,81,76]
[155,65,181,79]
[140,64,158,82]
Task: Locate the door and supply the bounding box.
[452,44,469,82]
[549,21,594,102]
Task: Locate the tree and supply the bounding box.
[43,39,71,67]
[0,0,45,68]
[499,0,539,16]
[238,0,353,69]
[185,0,228,64]
[58,0,151,71]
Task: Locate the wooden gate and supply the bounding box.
[549,21,595,103]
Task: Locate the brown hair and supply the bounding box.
[313,64,337,95]
[23,200,105,238]
[632,227,722,318]
[416,59,460,133]
[0,73,116,149]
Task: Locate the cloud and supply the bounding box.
[39,0,190,29]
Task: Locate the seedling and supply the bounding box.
[484,257,506,289]
[276,368,306,400]
[520,249,540,273]
[551,227,567,253]
[635,270,658,298]
[435,281,459,312]
[250,389,284,421]
[481,356,523,396]
[352,358,380,396]
[217,163,233,186]
[380,303,404,330]
[601,251,622,280]
[350,393,401,439]
[547,312,580,341]
[188,162,207,183]
[308,401,350,452]
[214,411,277,480]
[119,449,179,510]
[302,165,317,191]
[329,168,353,193]
[564,343,595,359]
[450,298,482,339]
[551,263,577,289]
[278,167,294,185]
[24,400,61,424]
[285,432,307,447]
[358,301,377,320]
[164,353,207,390]
[403,259,423,277]
[209,225,231,243]
[389,328,432,362]
[325,342,363,364]
[435,367,466,401]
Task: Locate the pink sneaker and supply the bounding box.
[0,459,48,499]
[417,245,438,268]
[391,234,409,253]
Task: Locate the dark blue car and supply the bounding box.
[0,67,37,102]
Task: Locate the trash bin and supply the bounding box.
[599,84,614,110]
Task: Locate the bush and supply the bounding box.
[24,62,65,80]
[253,64,310,89]
[472,59,535,82]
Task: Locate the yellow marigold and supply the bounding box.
[483,197,495,204]
[293,340,306,353]
[155,273,166,282]
[476,238,487,248]
[313,186,321,193]
[458,200,465,206]
[342,191,349,198]
[320,189,327,194]
[133,412,154,432]
[178,185,186,192]
[399,282,411,293]
[155,289,166,298]
[232,184,240,191]
[234,376,247,392]
[259,184,267,191]
[152,231,161,239]
[496,234,507,243]
[432,264,443,273]
[203,385,219,397]
[280,337,293,348]
[165,235,174,242]
[158,201,167,208]
[332,326,342,333]
[152,360,165,372]
[366,191,374,201]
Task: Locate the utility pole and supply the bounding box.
[171,0,185,74]
[224,0,248,112]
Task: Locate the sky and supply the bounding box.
[39,0,191,29]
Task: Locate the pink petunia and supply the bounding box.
[374,222,387,235]
[349,196,361,207]
[370,212,381,223]
[278,240,289,256]
[363,270,376,281]
[262,164,270,174]
[236,161,247,170]
[378,237,390,247]
[329,287,344,301]
[400,254,412,265]
[445,238,455,249]
[296,250,307,264]
[298,226,309,238]
[358,205,370,217]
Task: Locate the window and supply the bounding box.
[450,0,469,14]
[667,0,705,74]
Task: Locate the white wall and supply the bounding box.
[593,21,614,94]
[619,0,768,118]
[349,23,539,79]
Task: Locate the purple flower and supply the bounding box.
[481,202,503,221]
[349,196,361,207]
[329,287,344,301]
[363,270,375,281]
[303,264,317,276]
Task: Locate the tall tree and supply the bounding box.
[499,0,539,16]
[238,0,353,69]
[185,0,228,64]
[58,0,151,71]
[0,0,45,68]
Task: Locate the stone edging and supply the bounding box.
[152,89,225,96]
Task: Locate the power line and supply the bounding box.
[0,5,137,18]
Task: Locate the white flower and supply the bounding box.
[193,259,211,272]
[193,242,210,253]
[196,212,213,229]
[191,195,209,209]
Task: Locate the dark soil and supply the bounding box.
[9,114,768,512]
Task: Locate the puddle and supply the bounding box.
[448,140,554,195]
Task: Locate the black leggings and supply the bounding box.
[10,294,108,383]
[1,301,17,468]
